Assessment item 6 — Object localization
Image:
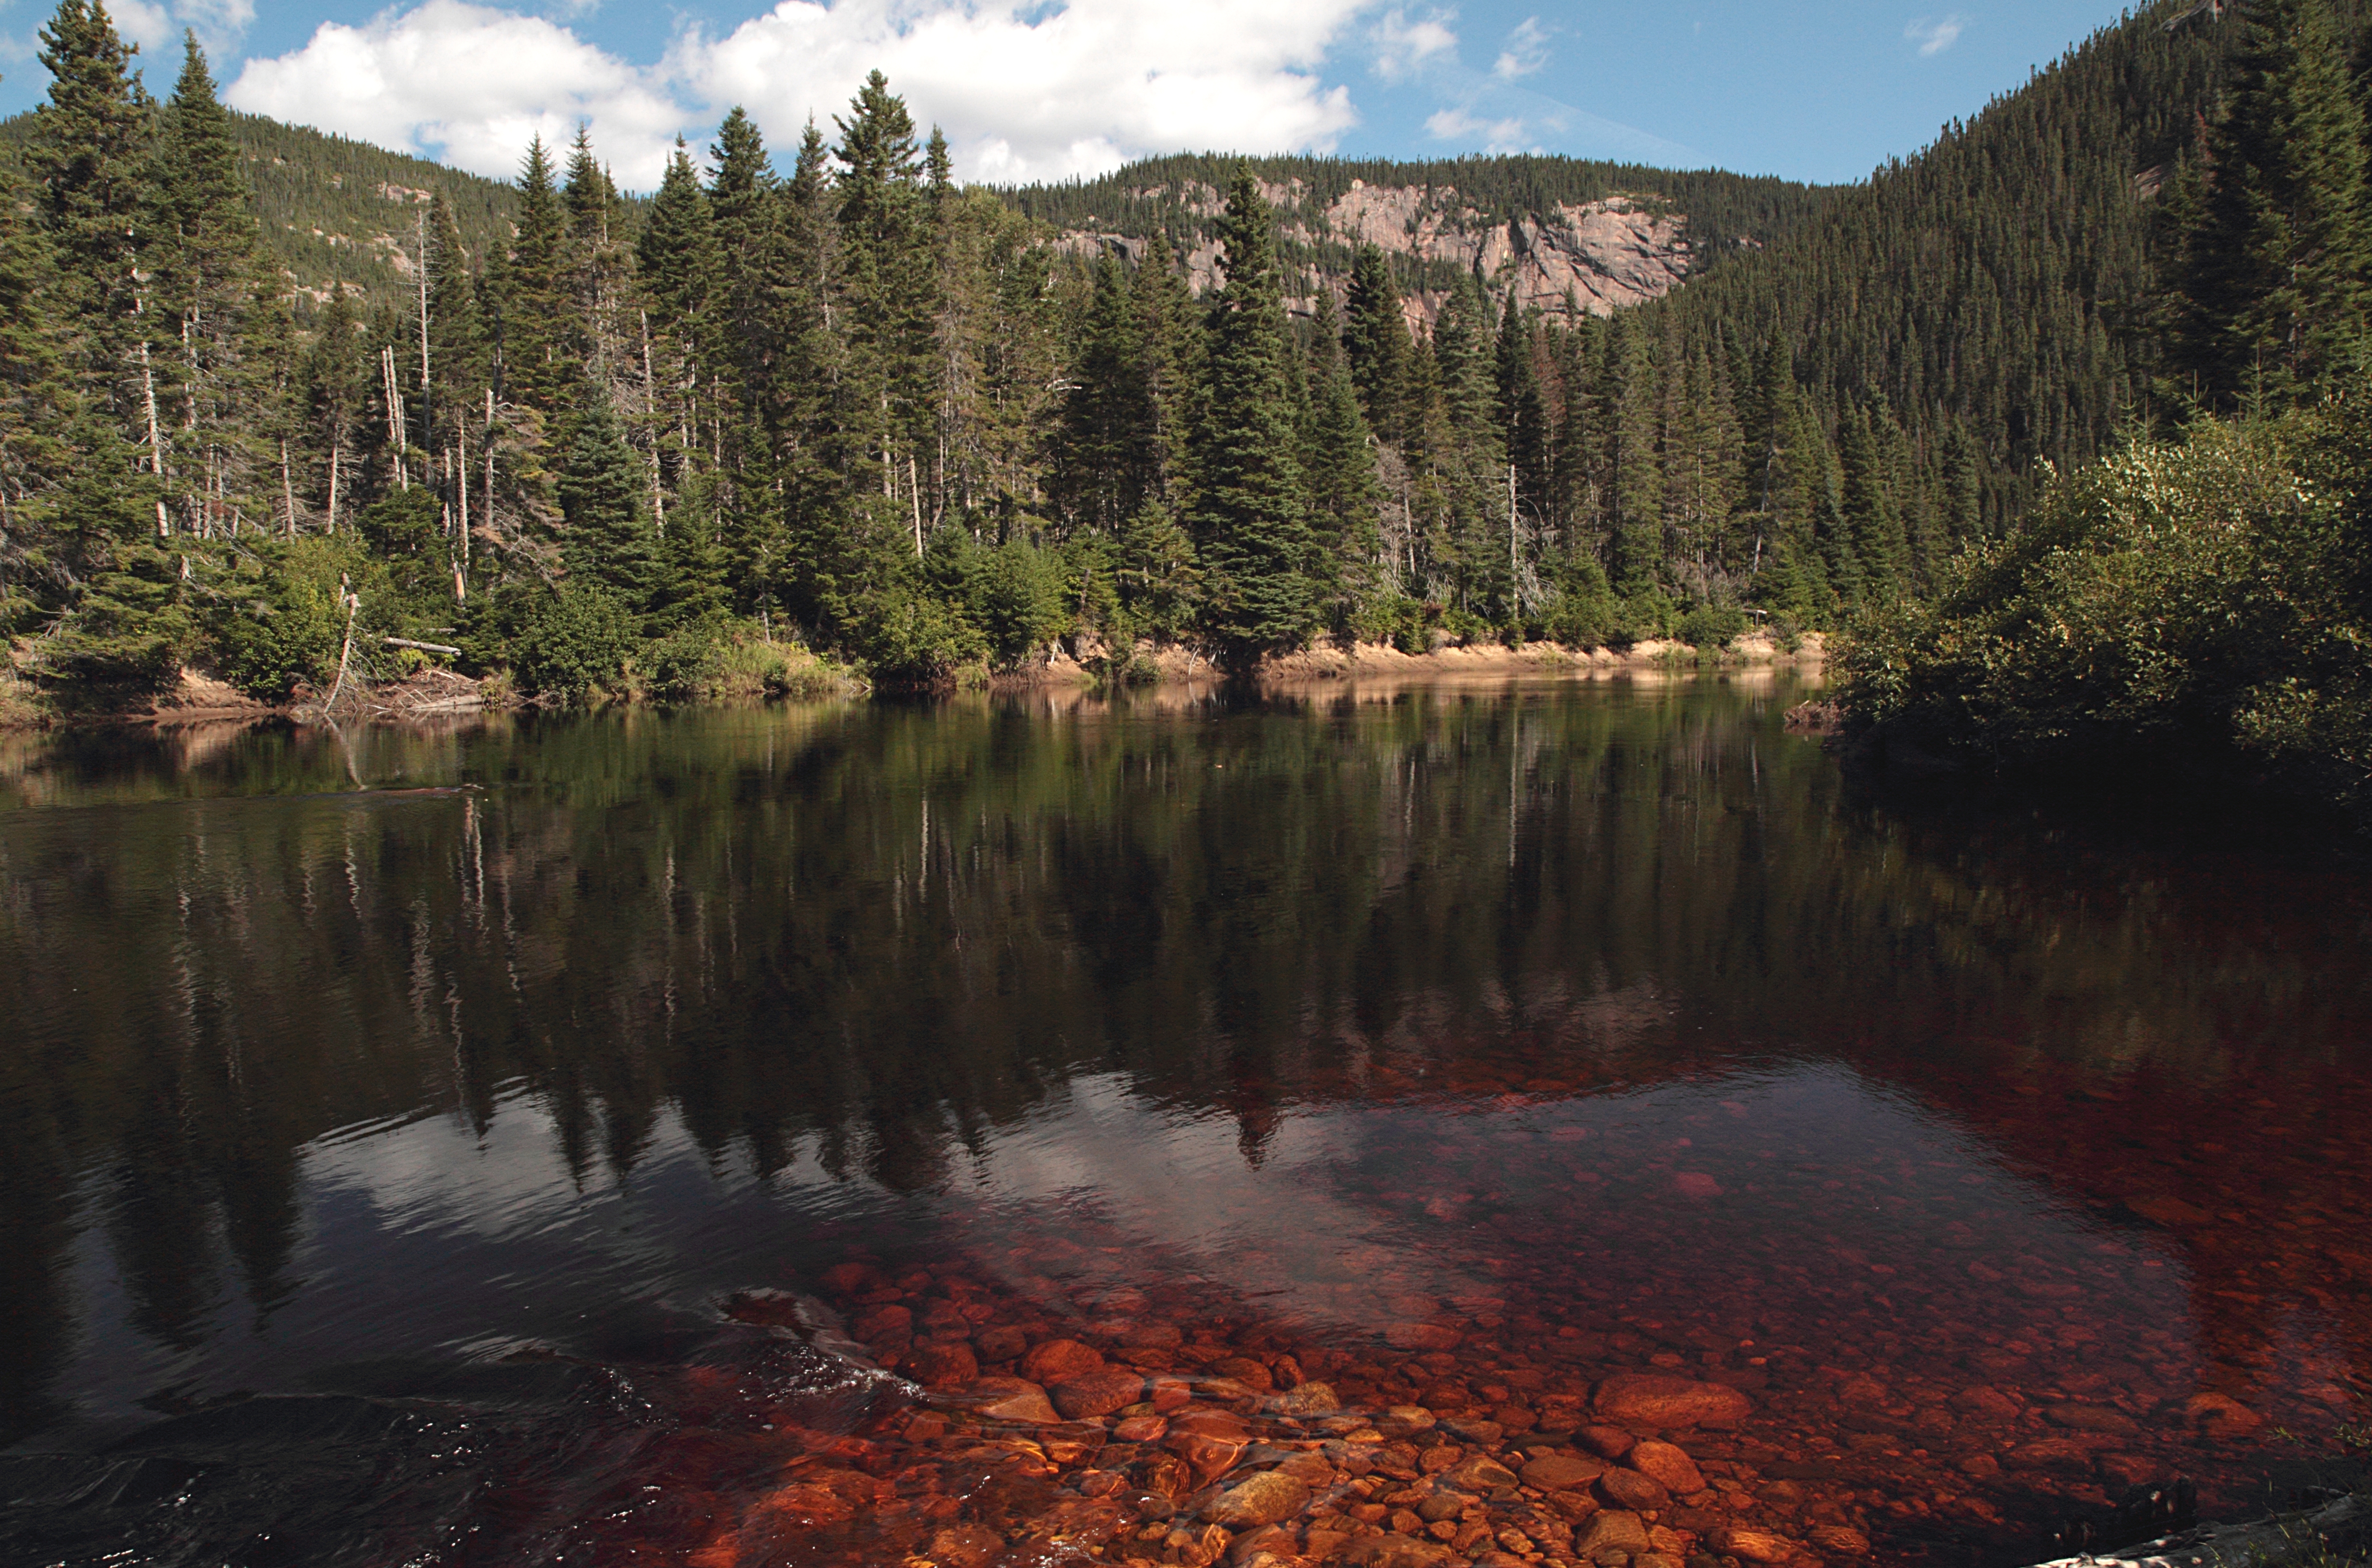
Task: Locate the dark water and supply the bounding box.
[1,678,2367,1568]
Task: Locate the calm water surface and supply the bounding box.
[0,677,2367,1568]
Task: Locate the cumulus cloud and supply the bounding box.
[226,0,1372,190]
[110,0,255,60]
[1904,13,1966,57]
[1492,15,1548,81]
[228,0,687,187]
[1370,7,1455,83]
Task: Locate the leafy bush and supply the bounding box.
[1540,556,1619,649]
[1837,417,2372,812]
[959,536,1072,667]
[512,583,636,702]
[208,540,353,699]
[864,585,987,689]
[642,615,727,698]
[1675,602,1748,650]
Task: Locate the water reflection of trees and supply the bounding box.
[2,683,2368,1441]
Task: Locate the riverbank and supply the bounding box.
[0,634,1825,732]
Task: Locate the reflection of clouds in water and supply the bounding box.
[307,1094,659,1243]
[943,1073,1480,1331]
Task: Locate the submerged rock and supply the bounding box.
[1593,1373,1753,1429]
[1202,1469,1310,1528]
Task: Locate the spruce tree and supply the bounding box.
[637,140,720,339]
[1056,255,1147,534]
[1606,315,1662,597]
[1344,243,1412,445]
[1302,289,1384,629]
[492,137,570,414]
[1188,167,1317,661]
[2171,0,2371,405]
[0,155,70,628]
[30,0,148,323]
[150,33,285,534]
[558,388,660,618]
[1130,231,1196,504]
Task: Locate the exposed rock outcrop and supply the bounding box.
[1053,176,1697,325]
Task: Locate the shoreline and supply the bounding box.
[0,634,1826,734]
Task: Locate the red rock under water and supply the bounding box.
[536,1056,2371,1568]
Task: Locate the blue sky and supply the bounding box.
[0,0,2133,190]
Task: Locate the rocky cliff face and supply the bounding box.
[1054,176,1701,326]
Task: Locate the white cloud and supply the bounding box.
[227,0,1373,191]
[228,0,687,187]
[108,0,255,66]
[1424,105,1533,154]
[1492,15,1547,81]
[1370,6,1456,83]
[1904,13,1966,57]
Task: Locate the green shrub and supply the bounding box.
[1676,602,1748,650]
[207,539,355,699]
[864,586,987,688]
[960,536,1072,667]
[1837,418,2372,812]
[513,583,636,702]
[642,617,727,698]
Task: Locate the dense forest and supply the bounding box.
[0,0,2354,709]
[1839,0,2372,820]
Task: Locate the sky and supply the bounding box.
[0,0,2133,192]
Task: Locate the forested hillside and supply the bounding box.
[0,104,522,306]
[1839,0,2372,822]
[0,0,2326,712]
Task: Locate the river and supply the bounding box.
[0,674,2366,1567]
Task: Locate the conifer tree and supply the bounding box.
[1302,289,1384,627]
[300,285,368,527]
[1838,403,1905,594]
[1130,232,1196,504]
[638,140,720,337]
[31,0,147,325]
[1606,316,1662,597]
[0,154,70,626]
[1056,255,1148,534]
[422,191,484,453]
[2171,0,2370,405]
[491,137,570,414]
[1189,168,1316,661]
[558,388,659,618]
[1344,243,1412,446]
[149,34,285,534]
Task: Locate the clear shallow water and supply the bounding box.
[0,678,2367,1568]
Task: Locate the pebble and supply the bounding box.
[1269,1381,1342,1416]
[1520,1452,1607,1490]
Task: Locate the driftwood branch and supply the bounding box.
[382,637,462,656]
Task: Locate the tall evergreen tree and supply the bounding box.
[1189,168,1317,661]
[1302,289,1384,626]
[1344,244,1413,446]
[2171,0,2371,406]
[558,387,659,617]
[30,0,147,323]
[149,33,285,534]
